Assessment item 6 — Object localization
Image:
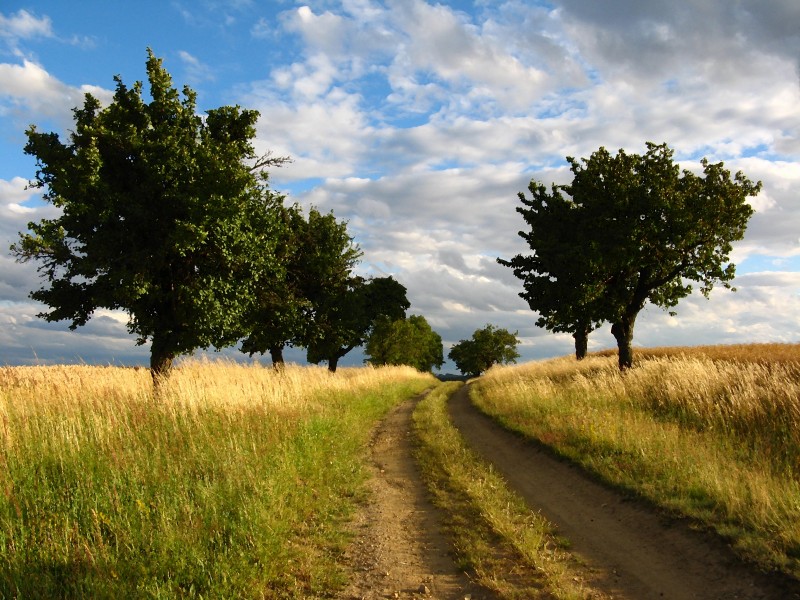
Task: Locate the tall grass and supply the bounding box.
[472,346,800,578]
[0,359,435,598]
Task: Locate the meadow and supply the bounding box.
[0,359,435,598]
[471,343,800,579]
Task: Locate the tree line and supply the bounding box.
[13,51,759,380]
[12,50,420,380]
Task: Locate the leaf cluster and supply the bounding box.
[365,314,444,372]
[305,275,411,371]
[447,324,520,377]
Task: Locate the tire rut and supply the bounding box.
[448,384,800,600]
[340,392,498,600]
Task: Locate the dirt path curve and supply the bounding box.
[339,392,498,600]
[448,384,800,600]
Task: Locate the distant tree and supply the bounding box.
[11,49,288,382]
[498,181,605,360]
[502,143,760,370]
[448,324,520,377]
[240,206,359,367]
[365,314,444,372]
[306,276,410,372]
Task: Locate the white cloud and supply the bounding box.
[178,50,215,84]
[0,58,113,128]
[1,0,799,369]
[0,9,53,42]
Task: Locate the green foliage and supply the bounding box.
[11,49,288,378]
[497,180,604,359]
[448,324,520,377]
[306,276,411,372]
[365,314,444,372]
[240,205,360,366]
[500,142,761,369]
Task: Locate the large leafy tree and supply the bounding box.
[11,49,288,381]
[365,314,444,372]
[306,275,410,372]
[503,142,760,370]
[240,206,357,367]
[448,324,520,378]
[498,181,605,359]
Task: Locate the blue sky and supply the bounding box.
[1,1,799,370]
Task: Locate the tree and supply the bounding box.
[240,205,358,367]
[306,275,410,372]
[11,49,288,382]
[498,180,605,360]
[365,314,444,372]
[448,324,520,377]
[502,142,761,370]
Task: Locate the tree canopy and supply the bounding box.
[306,275,410,372]
[448,324,520,377]
[497,180,605,359]
[240,205,360,367]
[12,49,288,381]
[500,142,760,369]
[365,314,444,372]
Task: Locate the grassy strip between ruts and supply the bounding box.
[412,381,608,599]
[471,349,800,581]
[0,360,436,599]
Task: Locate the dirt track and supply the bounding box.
[340,392,497,599]
[449,384,800,600]
[341,386,800,599]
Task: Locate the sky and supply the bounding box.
[0,1,799,371]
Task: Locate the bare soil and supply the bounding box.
[340,385,800,599]
[339,392,497,599]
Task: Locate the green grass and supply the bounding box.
[412,382,606,599]
[0,362,435,598]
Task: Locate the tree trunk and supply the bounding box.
[150,336,176,393]
[269,346,285,369]
[573,329,589,360]
[610,315,636,371]
[328,355,339,373]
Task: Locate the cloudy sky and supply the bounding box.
[1,1,799,370]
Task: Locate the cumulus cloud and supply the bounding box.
[0,58,113,131]
[0,9,53,43]
[1,1,799,369]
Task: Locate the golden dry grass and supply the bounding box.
[0,359,435,598]
[473,346,800,577]
[594,342,800,368]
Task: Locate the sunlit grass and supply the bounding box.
[0,359,435,598]
[472,345,800,578]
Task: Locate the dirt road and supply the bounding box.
[341,386,800,599]
[340,393,497,599]
[449,384,800,600]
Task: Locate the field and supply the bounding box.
[4,343,800,598]
[471,343,800,579]
[0,359,435,598]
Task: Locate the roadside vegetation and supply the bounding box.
[0,360,434,598]
[413,382,608,599]
[470,343,800,579]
